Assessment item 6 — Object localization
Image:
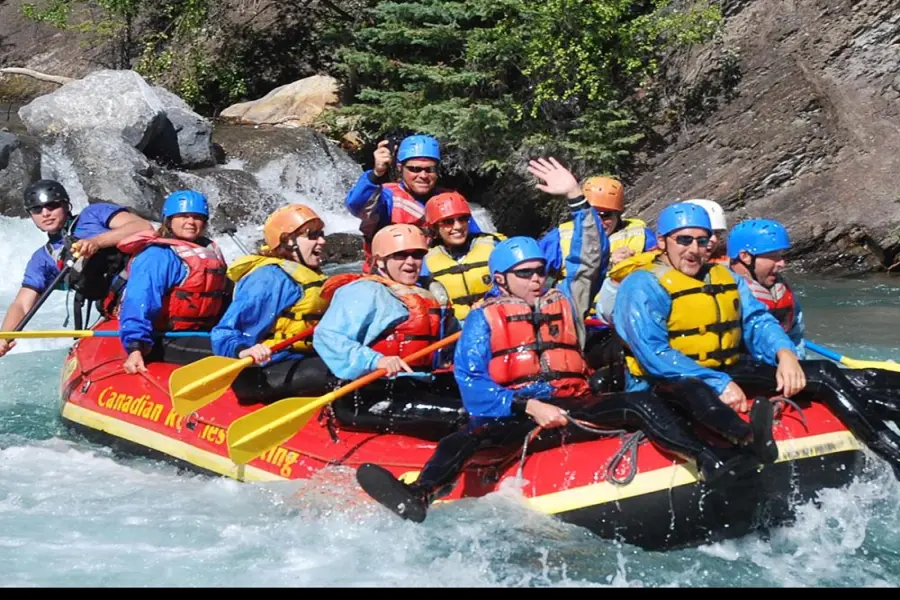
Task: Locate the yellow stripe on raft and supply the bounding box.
[61,402,285,483]
[62,401,861,516]
[526,431,861,515]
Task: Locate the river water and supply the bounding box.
[1,212,899,587]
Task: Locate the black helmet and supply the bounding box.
[24,179,70,211]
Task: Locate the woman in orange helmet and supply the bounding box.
[421,191,506,321]
[211,204,341,403]
[312,223,464,439]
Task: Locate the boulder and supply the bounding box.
[218,74,340,128]
[18,69,166,151]
[40,131,163,219]
[0,131,41,217]
[145,85,216,168]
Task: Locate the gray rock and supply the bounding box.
[145,85,216,168]
[18,70,166,151]
[0,132,41,217]
[40,131,163,219]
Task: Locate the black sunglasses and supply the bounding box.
[672,234,710,248]
[28,201,65,215]
[509,266,547,279]
[389,249,427,260]
[403,165,438,174]
[437,215,470,227]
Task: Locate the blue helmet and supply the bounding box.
[489,236,545,278]
[656,202,712,236]
[162,190,209,219]
[727,219,790,259]
[397,134,441,163]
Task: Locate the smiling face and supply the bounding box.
[657,227,711,277]
[169,214,207,242]
[436,215,470,247]
[400,158,439,196]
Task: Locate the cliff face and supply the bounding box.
[627,0,900,274]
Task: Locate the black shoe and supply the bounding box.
[356,463,428,523]
[750,396,779,463]
[698,451,760,486]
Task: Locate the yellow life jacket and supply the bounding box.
[608,218,649,259]
[424,233,504,321]
[624,259,743,377]
[227,255,329,353]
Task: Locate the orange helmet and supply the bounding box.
[425,191,471,226]
[263,204,324,250]
[371,224,429,258]
[583,176,624,212]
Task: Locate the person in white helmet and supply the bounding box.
[683,199,728,263]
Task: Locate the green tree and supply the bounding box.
[326,0,722,176]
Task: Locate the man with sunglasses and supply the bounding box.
[312,223,464,438]
[344,134,486,273]
[0,179,152,358]
[611,202,816,468]
[355,160,759,523]
[211,204,341,403]
[683,198,729,264]
[421,191,506,321]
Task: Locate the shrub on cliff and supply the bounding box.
[323,0,723,178]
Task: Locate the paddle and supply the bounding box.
[0,330,210,339]
[807,341,900,373]
[226,331,462,466]
[169,327,316,418]
[12,256,83,335]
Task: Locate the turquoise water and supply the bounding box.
[1,217,899,587]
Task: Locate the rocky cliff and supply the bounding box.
[624,0,900,275]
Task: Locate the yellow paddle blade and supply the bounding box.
[842,356,900,373]
[170,355,253,417]
[0,330,94,339]
[226,393,331,465]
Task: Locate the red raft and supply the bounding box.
[58,318,865,550]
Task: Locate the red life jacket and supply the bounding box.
[361,183,437,274]
[363,274,444,368]
[481,289,590,398]
[745,274,796,332]
[116,231,228,331]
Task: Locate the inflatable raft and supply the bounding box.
[58,318,865,550]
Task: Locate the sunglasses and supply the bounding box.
[302,229,325,240]
[438,216,470,227]
[28,201,64,215]
[389,249,427,260]
[403,165,438,174]
[509,266,547,279]
[672,234,710,248]
[597,211,618,219]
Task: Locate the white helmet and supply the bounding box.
[683,199,727,231]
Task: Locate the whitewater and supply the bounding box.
[2,187,900,586]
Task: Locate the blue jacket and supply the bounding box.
[345,169,484,240]
[118,246,188,354]
[312,278,459,381]
[211,265,309,364]
[22,202,126,294]
[538,206,611,300]
[454,197,602,419]
[613,266,797,395]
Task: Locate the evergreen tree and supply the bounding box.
[327,0,722,176]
